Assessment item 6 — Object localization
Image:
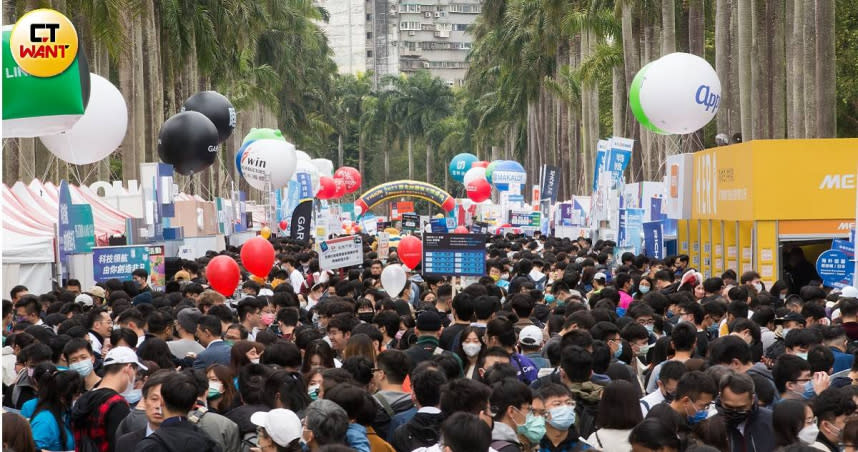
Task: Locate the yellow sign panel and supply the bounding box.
[711,221,724,276]
[678,220,689,255]
[724,221,738,272]
[693,139,858,221]
[689,220,700,269]
[755,221,778,285]
[699,220,711,278]
[738,221,754,274]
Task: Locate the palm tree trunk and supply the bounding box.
[338,134,344,168]
[815,0,836,137]
[425,143,432,184]
[688,0,704,56]
[751,0,770,140]
[662,0,676,55]
[407,135,414,179]
[358,132,365,178]
[737,0,753,140]
[789,0,805,138]
[715,0,732,136]
[118,9,138,182]
[3,139,19,186]
[384,145,390,181]
[770,0,787,139]
[803,0,817,137]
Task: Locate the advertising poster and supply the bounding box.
[93,246,151,283]
[319,235,364,270]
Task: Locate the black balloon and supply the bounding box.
[182,91,236,143]
[157,111,220,176]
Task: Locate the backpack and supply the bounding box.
[74,393,127,452]
[574,398,599,439]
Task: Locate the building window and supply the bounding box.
[366,14,372,21]
[367,50,373,57]
[449,4,482,13]
[367,32,373,39]
[399,4,420,13]
[400,21,421,30]
[452,24,468,31]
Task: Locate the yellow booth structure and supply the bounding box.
[676,139,857,289]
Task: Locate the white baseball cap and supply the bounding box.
[103,346,148,370]
[258,288,274,297]
[594,272,607,282]
[519,325,544,347]
[251,409,302,447]
[75,293,94,307]
[841,286,858,299]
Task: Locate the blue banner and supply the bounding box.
[430,218,448,233]
[93,246,151,283]
[650,197,666,222]
[643,221,665,259]
[592,145,608,192]
[817,245,855,289]
[607,137,633,188]
[619,208,644,254]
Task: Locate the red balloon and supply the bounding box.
[398,235,423,270]
[207,255,241,296]
[333,178,346,199]
[454,226,469,234]
[279,220,288,230]
[466,178,491,202]
[317,176,337,199]
[334,167,362,194]
[472,161,489,168]
[240,237,275,278]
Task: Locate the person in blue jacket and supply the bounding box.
[29,368,83,451]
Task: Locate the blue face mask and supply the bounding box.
[547,405,576,430]
[687,405,708,425]
[707,323,719,335]
[802,380,816,400]
[639,285,651,294]
[645,324,655,334]
[516,411,546,444]
[796,352,808,361]
[614,342,624,359]
[544,294,555,304]
[666,310,675,319]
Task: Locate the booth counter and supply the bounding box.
[676,139,857,288]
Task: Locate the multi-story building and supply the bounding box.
[317,0,481,87]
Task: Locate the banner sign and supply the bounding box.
[58,180,95,255]
[592,140,610,192]
[643,221,665,259]
[650,197,666,222]
[377,232,390,260]
[618,208,645,254]
[430,218,448,233]
[356,180,455,216]
[817,243,855,289]
[147,245,165,291]
[470,222,489,234]
[401,213,420,232]
[509,210,540,228]
[290,200,313,242]
[540,165,560,202]
[608,137,633,188]
[93,246,151,283]
[422,233,488,277]
[319,235,364,270]
[361,214,378,235]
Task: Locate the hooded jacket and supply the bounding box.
[71,387,130,452]
[133,417,222,452]
[390,411,444,452]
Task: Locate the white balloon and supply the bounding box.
[312,158,334,178]
[40,73,128,164]
[381,264,407,298]
[463,167,487,185]
[637,52,721,135]
[296,150,312,163]
[293,160,321,194]
[240,139,297,191]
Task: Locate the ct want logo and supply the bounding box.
[10,9,79,77]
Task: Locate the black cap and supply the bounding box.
[416,311,442,332]
[775,312,806,325]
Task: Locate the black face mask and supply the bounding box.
[663,391,676,403]
[358,312,375,323]
[717,402,753,427]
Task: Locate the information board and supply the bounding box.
[319,235,364,270]
[422,233,488,277]
[401,213,420,232]
[93,246,151,283]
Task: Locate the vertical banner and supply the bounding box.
[290,200,313,242]
[607,137,634,189]
[592,140,610,192]
[618,208,644,254]
[540,165,560,202]
[147,245,165,291]
[643,221,665,259]
[58,180,96,281]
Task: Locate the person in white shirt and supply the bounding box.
[281,257,305,294]
[640,361,686,416]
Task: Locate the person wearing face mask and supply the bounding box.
[489,378,540,452]
[766,312,808,361]
[585,380,642,450]
[131,268,152,293]
[640,361,686,417]
[532,384,584,451]
[810,387,858,452]
[63,338,102,391]
[645,323,697,395]
[714,373,775,452]
[71,346,144,452]
[772,399,821,449]
[454,327,486,379]
[739,271,763,295]
[645,371,716,438]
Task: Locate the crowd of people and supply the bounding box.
[3,232,858,452]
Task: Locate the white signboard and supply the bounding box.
[319,235,364,270]
[377,232,390,260]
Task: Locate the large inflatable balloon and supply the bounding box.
[240,237,275,278]
[40,73,127,165]
[381,264,407,297]
[2,28,90,138]
[158,111,220,175]
[449,153,478,183]
[293,160,321,195]
[398,236,423,270]
[295,150,312,163]
[630,52,721,135]
[485,160,500,184]
[239,139,297,190]
[492,160,527,191]
[472,161,489,169]
[312,158,334,178]
[207,255,241,296]
[334,166,362,194]
[182,91,236,143]
[466,178,492,203]
[354,180,455,216]
[317,176,337,200]
[463,167,487,185]
[332,178,346,199]
[236,128,286,177]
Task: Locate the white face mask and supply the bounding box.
[462,343,482,358]
[753,282,763,293]
[250,358,260,364]
[798,423,819,445]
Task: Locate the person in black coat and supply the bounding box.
[715,373,774,452]
[133,373,221,452]
[390,368,447,452]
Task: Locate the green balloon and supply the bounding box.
[629,62,669,135]
[485,160,500,184]
[241,128,285,146]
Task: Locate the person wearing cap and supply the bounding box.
[404,311,462,372]
[133,373,220,452]
[765,312,807,362]
[587,272,607,299]
[71,346,146,452]
[85,286,107,307]
[250,408,303,452]
[75,293,95,311]
[168,308,205,361]
[519,325,549,370]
